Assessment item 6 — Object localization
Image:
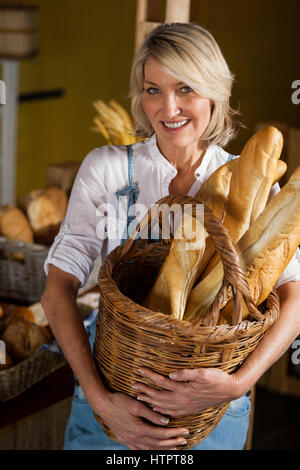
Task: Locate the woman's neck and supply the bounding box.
[156,138,206,174]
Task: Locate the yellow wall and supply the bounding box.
[18,0,136,196]
[17,0,300,196]
[191,0,300,156]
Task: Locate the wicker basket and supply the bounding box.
[93,195,279,449]
[0,236,48,304]
[0,348,66,402]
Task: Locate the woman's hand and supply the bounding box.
[132,367,242,417]
[95,391,190,450]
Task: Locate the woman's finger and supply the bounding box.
[132,382,171,401]
[168,368,203,382]
[134,403,189,439]
[138,367,181,390]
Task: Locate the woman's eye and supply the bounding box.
[180,86,193,94]
[145,87,160,94]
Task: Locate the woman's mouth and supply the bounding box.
[161,119,191,132]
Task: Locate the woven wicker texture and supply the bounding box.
[0,349,66,401]
[0,236,48,304]
[93,195,279,449]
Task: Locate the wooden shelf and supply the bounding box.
[258,349,300,399]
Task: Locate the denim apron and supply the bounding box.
[63,146,251,450]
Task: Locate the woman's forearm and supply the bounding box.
[233,281,300,396]
[41,267,111,414]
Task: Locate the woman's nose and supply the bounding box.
[162,94,181,118]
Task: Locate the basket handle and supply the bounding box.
[119,195,263,327]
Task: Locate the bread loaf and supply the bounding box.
[238,164,300,305]
[5,305,35,323]
[184,165,300,323]
[41,187,68,221]
[2,317,48,362]
[0,205,33,243]
[194,127,284,281]
[18,186,68,245]
[144,213,207,319]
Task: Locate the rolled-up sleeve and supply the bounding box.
[44,148,108,287]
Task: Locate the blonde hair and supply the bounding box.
[129,22,241,147]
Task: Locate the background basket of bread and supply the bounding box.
[0,303,66,401]
[0,186,68,304]
[93,127,300,449]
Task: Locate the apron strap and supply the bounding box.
[115,145,140,244]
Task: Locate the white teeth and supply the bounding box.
[163,119,190,129]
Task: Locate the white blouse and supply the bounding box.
[44,134,300,290]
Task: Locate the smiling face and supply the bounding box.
[141,57,212,153]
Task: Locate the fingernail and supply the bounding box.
[169,372,177,379]
[132,385,139,390]
[178,439,187,445]
[138,369,144,375]
[160,417,169,424]
[183,430,189,436]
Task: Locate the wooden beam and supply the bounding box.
[146,0,162,22]
[165,0,191,23]
[135,0,148,52]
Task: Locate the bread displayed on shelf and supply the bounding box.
[0,205,34,243]
[2,317,48,362]
[18,186,68,246]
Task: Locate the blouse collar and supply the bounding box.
[147,133,215,181]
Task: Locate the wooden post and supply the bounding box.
[165,0,191,23]
[135,0,191,53]
[135,0,148,53]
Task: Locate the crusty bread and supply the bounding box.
[194,127,284,282]
[238,164,300,305]
[42,187,68,221]
[196,126,283,243]
[223,126,283,241]
[2,317,48,362]
[184,165,300,323]
[199,158,287,280]
[144,213,207,319]
[0,205,33,243]
[5,305,35,323]
[28,302,48,326]
[27,195,61,232]
[19,187,68,246]
[273,160,287,185]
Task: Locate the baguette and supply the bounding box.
[144,213,207,319]
[184,165,300,323]
[194,127,284,281]
[222,126,283,242]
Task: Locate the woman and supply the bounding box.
[42,23,300,450]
